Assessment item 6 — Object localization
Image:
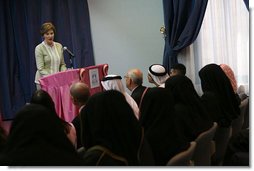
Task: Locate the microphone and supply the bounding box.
[63,46,74,57]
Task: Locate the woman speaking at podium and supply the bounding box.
[34,22,67,89]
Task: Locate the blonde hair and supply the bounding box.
[40,22,56,36]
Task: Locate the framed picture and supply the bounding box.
[89,68,100,88]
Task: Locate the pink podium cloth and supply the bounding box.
[39,69,80,122]
[38,64,109,122]
[80,64,108,95]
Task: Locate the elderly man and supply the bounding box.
[70,82,90,149]
[125,68,147,107]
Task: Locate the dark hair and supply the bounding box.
[30,90,56,113]
[40,22,56,36]
[30,90,71,133]
[171,63,186,75]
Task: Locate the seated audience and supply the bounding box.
[169,63,186,76]
[139,87,189,165]
[0,104,85,166]
[147,64,169,88]
[220,64,241,104]
[80,90,154,166]
[165,75,213,141]
[198,64,240,128]
[101,75,139,119]
[70,82,91,149]
[125,68,147,107]
[30,89,77,148]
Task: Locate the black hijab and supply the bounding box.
[199,64,240,126]
[165,75,213,140]
[0,104,84,166]
[80,90,142,165]
[139,87,189,165]
[30,89,71,134]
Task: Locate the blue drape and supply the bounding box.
[0,0,94,120]
[243,0,249,11]
[162,0,208,72]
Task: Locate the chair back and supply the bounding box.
[232,97,248,135]
[193,122,218,166]
[241,97,249,129]
[167,141,196,166]
[212,126,233,165]
[138,138,155,166]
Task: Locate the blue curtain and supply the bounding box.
[0,0,94,120]
[162,0,208,72]
[243,0,249,11]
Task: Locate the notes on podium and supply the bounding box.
[39,64,108,122]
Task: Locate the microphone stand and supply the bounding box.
[63,47,74,69]
[69,54,74,69]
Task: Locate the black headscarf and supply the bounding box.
[80,90,142,165]
[0,104,84,166]
[30,89,71,134]
[165,75,213,140]
[199,64,240,126]
[139,87,189,165]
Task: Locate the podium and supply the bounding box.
[39,64,108,122]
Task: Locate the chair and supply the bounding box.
[192,122,218,166]
[211,125,233,166]
[241,97,249,129]
[138,137,155,166]
[232,97,249,135]
[77,146,86,157]
[167,141,196,166]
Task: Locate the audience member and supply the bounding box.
[125,68,147,107]
[165,75,213,141]
[199,64,240,128]
[0,104,85,165]
[139,87,189,165]
[169,63,186,76]
[80,90,154,165]
[70,82,91,149]
[147,64,169,87]
[101,75,139,119]
[30,89,77,148]
[220,64,241,103]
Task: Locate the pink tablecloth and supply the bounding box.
[38,64,109,122]
[39,69,80,122]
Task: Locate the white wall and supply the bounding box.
[87,0,164,88]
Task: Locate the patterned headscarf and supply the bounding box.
[220,64,237,93]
